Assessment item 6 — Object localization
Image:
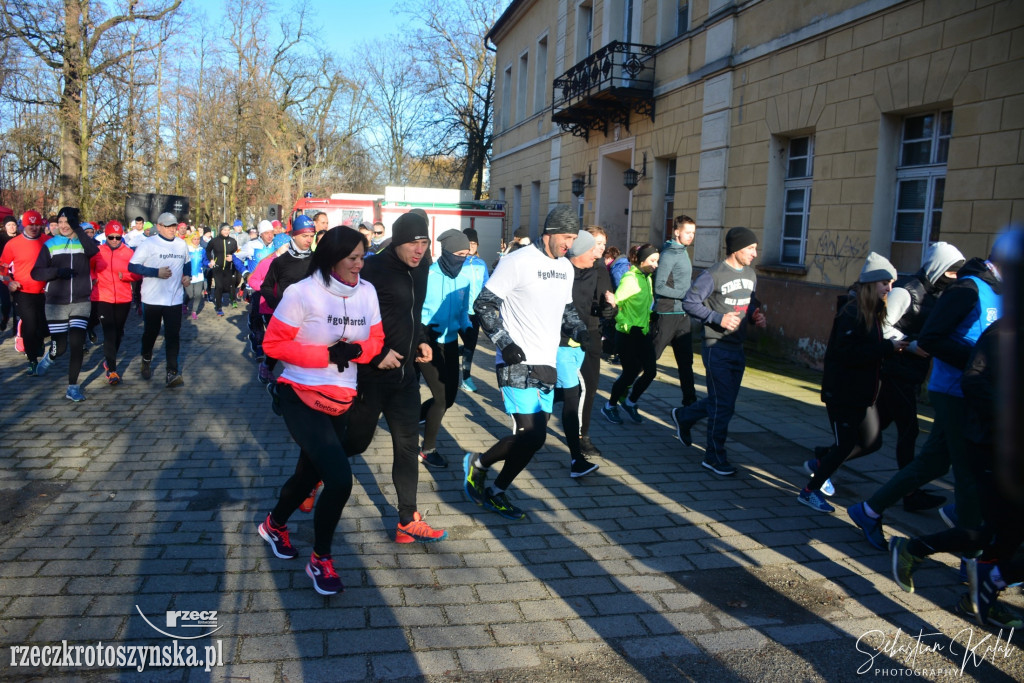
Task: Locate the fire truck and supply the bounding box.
[290,187,507,261]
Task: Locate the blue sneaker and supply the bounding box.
[965,559,1023,628]
[460,377,477,393]
[463,453,486,506]
[482,486,526,520]
[939,504,958,529]
[36,352,54,376]
[848,502,886,550]
[65,384,85,402]
[797,489,834,513]
[601,403,623,425]
[802,459,835,497]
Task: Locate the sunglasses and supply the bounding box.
[373,231,384,236]
[107,235,123,240]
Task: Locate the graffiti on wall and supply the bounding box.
[810,230,867,285]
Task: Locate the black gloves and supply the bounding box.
[572,327,590,351]
[57,268,75,280]
[328,341,362,371]
[500,342,526,365]
[426,323,442,341]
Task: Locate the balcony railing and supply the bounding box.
[551,41,657,140]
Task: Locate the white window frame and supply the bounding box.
[576,2,594,62]
[780,136,813,266]
[517,50,529,124]
[534,35,548,114]
[501,64,512,131]
[891,110,951,258]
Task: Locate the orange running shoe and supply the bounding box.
[395,511,448,544]
[299,481,321,513]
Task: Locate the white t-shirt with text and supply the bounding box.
[130,234,190,306]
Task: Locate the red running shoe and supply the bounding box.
[299,482,321,514]
[395,511,448,544]
[257,514,297,559]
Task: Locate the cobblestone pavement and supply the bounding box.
[1,306,1021,682]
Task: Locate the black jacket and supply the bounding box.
[918,258,1001,371]
[821,299,896,407]
[357,247,429,381]
[260,253,311,310]
[205,235,237,270]
[560,261,617,345]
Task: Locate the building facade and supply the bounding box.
[487,0,1023,365]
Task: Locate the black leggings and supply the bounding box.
[558,384,583,459]
[876,375,919,469]
[13,291,46,361]
[579,336,601,437]
[97,302,131,372]
[419,341,460,451]
[480,411,549,491]
[459,315,480,380]
[809,403,883,492]
[609,327,656,405]
[270,384,354,557]
[141,303,182,372]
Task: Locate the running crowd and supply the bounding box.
[2,204,1018,631]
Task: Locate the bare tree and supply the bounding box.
[362,46,429,186]
[403,0,500,198]
[0,0,183,207]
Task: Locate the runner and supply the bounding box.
[602,243,660,425]
[257,227,384,595]
[342,212,448,543]
[457,227,489,393]
[463,205,588,519]
[418,229,474,468]
[128,212,191,388]
[0,210,49,374]
[90,220,141,385]
[671,227,767,477]
[31,206,99,401]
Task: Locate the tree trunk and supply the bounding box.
[59,0,85,206]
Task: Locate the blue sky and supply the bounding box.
[198,0,410,50]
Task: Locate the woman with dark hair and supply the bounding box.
[257,226,385,595]
[601,243,659,425]
[798,253,908,513]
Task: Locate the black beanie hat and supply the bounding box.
[463,227,479,243]
[725,227,757,254]
[391,212,429,247]
[57,206,80,227]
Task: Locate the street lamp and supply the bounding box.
[220,175,229,223]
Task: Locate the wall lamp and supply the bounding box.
[623,152,647,191]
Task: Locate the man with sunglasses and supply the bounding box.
[368,221,388,255]
[90,221,141,385]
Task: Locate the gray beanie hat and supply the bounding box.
[859,252,897,283]
[437,228,470,254]
[567,230,595,258]
[543,205,579,235]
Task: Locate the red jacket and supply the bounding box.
[91,243,141,303]
[0,234,49,294]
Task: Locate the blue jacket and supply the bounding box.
[245,241,278,274]
[187,245,208,278]
[610,257,630,289]
[463,255,489,309]
[422,261,472,343]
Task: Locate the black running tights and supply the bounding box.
[271,384,354,557]
[480,411,548,491]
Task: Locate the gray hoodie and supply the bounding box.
[883,241,965,340]
[654,240,692,314]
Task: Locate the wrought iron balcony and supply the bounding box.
[551,41,657,141]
